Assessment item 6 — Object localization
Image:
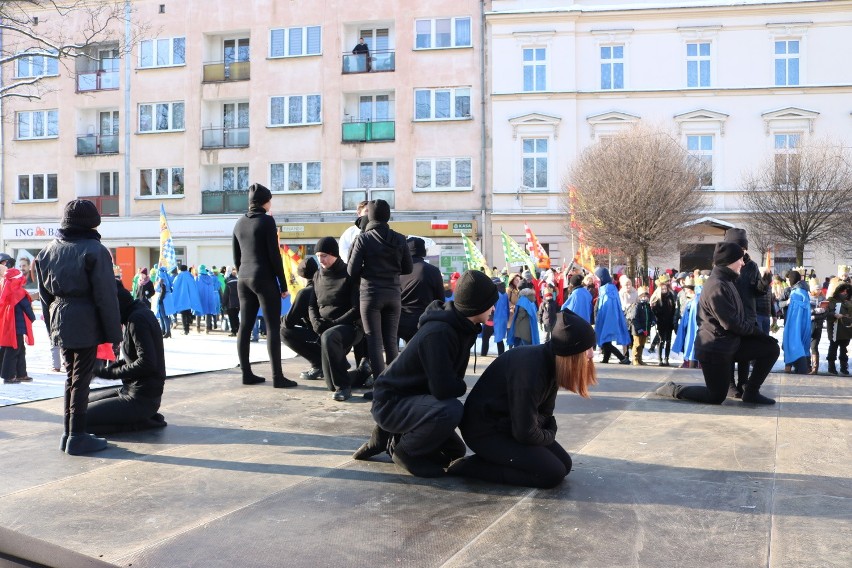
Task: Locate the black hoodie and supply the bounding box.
[347,220,413,290]
[309,257,360,327]
[372,300,479,402]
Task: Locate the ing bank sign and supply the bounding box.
[2,224,61,240]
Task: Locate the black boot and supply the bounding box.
[828,361,838,375]
[841,362,850,376]
[66,433,108,455]
[352,425,391,460]
[391,446,445,478]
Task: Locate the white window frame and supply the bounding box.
[15,50,59,78]
[221,165,250,192]
[521,138,549,190]
[269,26,322,58]
[414,17,472,50]
[686,134,714,189]
[269,94,322,127]
[99,171,120,196]
[774,38,801,87]
[522,47,547,92]
[270,161,322,193]
[16,173,58,202]
[138,101,185,133]
[138,167,185,198]
[16,109,59,140]
[139,37,186,68]
[773,132,802,186]
[599,44,625,90]
[413,158,472,192]
[686,41,711,88]
[414,87,471,121]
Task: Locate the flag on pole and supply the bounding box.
[524,221,551,269]
[575,243,596,274]
[501,230,534,268]
[280,244,305,296]
[461,235,488,271]
[158,204,177,271]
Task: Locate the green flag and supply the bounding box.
[461,235,488,271]
[501,230,534,268]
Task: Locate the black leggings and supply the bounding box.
[656,328,672,360]
[459,433,572,489]
[600,342,625,362]
[237,277,283,380]
[359,287,401,377]
[480,325,494,356]
[62,346,98,434]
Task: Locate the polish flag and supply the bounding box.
[431,220,449,230]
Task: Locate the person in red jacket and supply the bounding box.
[0,268,36,383]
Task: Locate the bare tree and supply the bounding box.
[743,221,778,268]
[565,124,706,279]
[741,138,852,266]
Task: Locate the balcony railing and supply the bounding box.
[202,61,250,82]
[76,70,119,92]
[82,195,119,217]
[76,134,119,156]
[201,190,249,214]
[342,50,396,74]
[342,119,395,143]
[342,188,395,210]
[201,127,250,149]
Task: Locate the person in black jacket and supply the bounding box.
[232,183,296,389]
[352,37,371,72]
[224,268,240,336]
[397,236,443,343]
[281,257,323,381]
[353,270,498,478]
[347,200,413,382]
[36,199,123,455]
[134,268,155,308]
[448,309,598,488]
[89,282,167,434]
[656,242,779,406]
[310,237,363,401]
[650,279,677,367]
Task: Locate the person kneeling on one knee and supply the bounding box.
[448,309,597,489]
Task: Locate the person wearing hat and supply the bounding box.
[281,257,324,381]
[0,268,36,384]
[626,287,655,366]
[353,270,498,477]
[561,273,593,323]
[593,268,631,364]
[509,288,539,348]
[398,237,445,343]
[781,270,812,374]
[672,275,704,368]
[171,264,203,335]
[650,276,677,367]
[447,309,598,488]
[656,242,780,405]
[36,199,122,454]
[232,183,297,389]
[223,267,239,337]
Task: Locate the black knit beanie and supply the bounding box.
[724,228,749,250]
[550,309,597,356]
[297,257,319,280]
[367,199,391,223]
[315,236,339,258]
[248,183,272,209]
[454,270,498,317]
[712,242,744,266]
[407,236,426,258]
[61,199,101,230]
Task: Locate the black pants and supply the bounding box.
[681,335,780,404]
[458,433,572,489]
[372,395,463,457]
[360,287,401,377]
[319,324,362,391]
[397,313,420,344]
[227,307,240,334]
[180,310,193,334]
[656,327,673,361]
[0,335,27,380]
[62,346,98,434]
[87,388,161,434]
[237,277,284,380]
[480,325,494,356]
[600,342,625,362]
[281,326,321,369]
[827,338,849,364]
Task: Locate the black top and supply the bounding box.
[224,275,240,309]
[695,265,758,355]
[347,221,413,290]
[232,210,286,289]
[284,284,315,330]
[732,259,767,326]
[309,258,360,327]
[400,258,444,317]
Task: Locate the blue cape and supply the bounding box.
[492,292,509,342]
[594,283,630,346]
[171,271,202,314]
[782,286,811,364]
[195,273,221,315]
[562,286,593,323]
[154,266,175,317]
[672,287,701,360]
[509,295,540,346]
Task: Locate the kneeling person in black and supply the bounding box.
[88,282,167,434]
[281,257,323,380]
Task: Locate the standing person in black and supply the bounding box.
[347,199,413,385]
[650,279,677,367]
[656,242,779,406]
[36,199,122,455]
[232,183,297,389]
[397,237,443,343]
[352,37,371,72]
[224,267,240,336]
[281,257,323,381]
[310,237,363,401]
[448,309,598,488]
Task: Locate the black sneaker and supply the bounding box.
[273,376,298,389]
[332,387,352,401]
[242,374,266,385]
[619,358,631,365]
[741,391,775,405]
[299,367,323,381]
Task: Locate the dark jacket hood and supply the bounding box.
[595,267,612,285]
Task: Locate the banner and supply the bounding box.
[280,244,305,296]
[461,235,488,271]
[524,221,551,270]
[501,230,535,268]
[158,204,177,271]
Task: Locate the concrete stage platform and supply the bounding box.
[0,356,849,568]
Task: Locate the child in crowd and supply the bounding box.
[0,268,36,384]
[627,287,655,366]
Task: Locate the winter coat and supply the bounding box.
[400,257,444,317]
[782,283,811,364]
[650,290,677,332]
[309,257,360,334]
[225,275,240,309]
[827,297,852,342]
[593,269,630,347]
[537,298,557,332]
[35,232,122,349]
[732,258,767,326]
[135,279,155,306]
[627,300,656,337]
[561,286,593,323]
[232,209,286,289]
[509,295,540,346]
[347,221,413,290]
[694,265,760,356]
[0,272,35,349]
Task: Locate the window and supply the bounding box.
[415,17,471,49]
[139,37,186,68]
[414,158,472,191]
[139,102,185,132]
[523,48,546,92]
[687,135,714,188]
[775,40,800,86]
[16,50,59,78]
[600,45,624,90]
[220,166,250,192]
[686,42,710,88]
[17,174,58,201]
[522,138,548,189]
[359,162,391,188]
[774,133,801,185]
[270,26,321,57]
[269,95,321,126]
[17,110,58,139]
[270,161,321,192]
[414,88,470,120]
[100,172,119,196]
[139,167,184,196]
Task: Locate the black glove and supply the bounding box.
[313,318,332,335]
[94,365,112,379]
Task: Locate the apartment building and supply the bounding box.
[1,1,488,282]
[486,0,852,275]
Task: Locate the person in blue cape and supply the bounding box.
[509,288,539,347]
[480,277,509,356]
[561,273,593,323]
[194,264,221,333]
[593,267,630,364]
[782,270,811,374]
[171,264,202,335]
[154,265,175,338]
[672,276,704,368]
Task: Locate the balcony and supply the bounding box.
[201,190,249,214]
[202,61,250,82]
[76,69,119,92]
[201,127,250,149]
[342,119,395,143]
[82,195,119,217]
[76,135,119,156]
[342,188,395,210]
[342,50,395,74]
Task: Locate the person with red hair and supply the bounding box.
[0,268,36,383]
